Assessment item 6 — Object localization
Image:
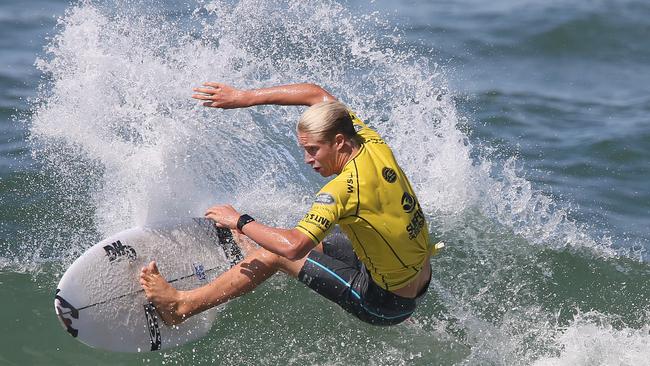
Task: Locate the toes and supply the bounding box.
[141,262,153,275]
[149,261,160,275]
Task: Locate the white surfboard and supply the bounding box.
[53,217,243,353]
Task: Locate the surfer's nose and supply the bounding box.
[304,151,314,165]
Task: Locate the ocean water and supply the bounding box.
[1,0,649,365]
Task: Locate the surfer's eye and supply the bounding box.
[305,146,318,156]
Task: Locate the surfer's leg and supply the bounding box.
[140,246,308,325]
[230,229,258,254]
[293,233,420,325]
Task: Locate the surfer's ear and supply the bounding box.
[334,133,346,150]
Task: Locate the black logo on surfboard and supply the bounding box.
[144,303,162,351]
[103,240,137,262]
[193,263,207,281]
[55,289,79,338]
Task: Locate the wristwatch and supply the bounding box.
[236,214,255,231]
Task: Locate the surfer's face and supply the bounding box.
[297,131,340,177]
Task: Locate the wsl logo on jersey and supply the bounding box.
[346,172,355,193]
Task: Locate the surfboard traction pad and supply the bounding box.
[54,219,244,352]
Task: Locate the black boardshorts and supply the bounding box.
[297,229,430,326]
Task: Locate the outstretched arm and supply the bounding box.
[192,82,336,109]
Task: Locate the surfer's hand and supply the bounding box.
[205,204,240,229]
[192,82,247,109]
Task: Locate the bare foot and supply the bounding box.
[139,261,187,326]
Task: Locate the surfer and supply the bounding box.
[140,83,440,326]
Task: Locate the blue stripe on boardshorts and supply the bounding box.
[297,229,430,326]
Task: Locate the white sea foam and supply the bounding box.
[533,311,650,366]
[26,0,648,364]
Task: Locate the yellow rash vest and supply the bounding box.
[295,112,436,291]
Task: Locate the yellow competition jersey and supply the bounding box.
[295,112,432,291]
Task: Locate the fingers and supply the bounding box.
[203,82,225,88]
[205,204,238,229]
[192,87,219,95]
[191,90,222,108]
[192,97,220,108]
[204,205,218,216]
[192,82,225,92]
[192,88,221,94]
[191,90,219,105]
[204,210,221,224]
[205,212,225,228]
[191,82,237,109]
[191,92,214,100]
[191,82,225,96]
[205,204,232,213]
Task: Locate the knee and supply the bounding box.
[248,247,286,269]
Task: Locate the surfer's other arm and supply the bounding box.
[192,82,335,108]
[205,204,316,260]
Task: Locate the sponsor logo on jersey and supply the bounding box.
[302,212,332,231]
[346,172,355,194]
[365,137,386,145]
[314,193,335,205]
[407,208,426,240]
[401,192,416,213]
[103,240,137,262]
[401,191,425,239]
[382,167,397,183]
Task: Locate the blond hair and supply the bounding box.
[297,100,357,142]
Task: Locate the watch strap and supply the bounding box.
[236,214,255,231]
